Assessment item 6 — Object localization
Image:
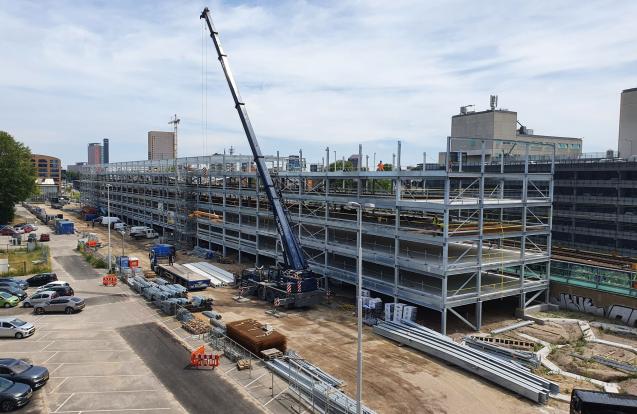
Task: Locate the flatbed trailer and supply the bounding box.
[156,263,211,291]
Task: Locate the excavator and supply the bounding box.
[201,8,326,307]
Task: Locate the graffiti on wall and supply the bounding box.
[559,293,637,327]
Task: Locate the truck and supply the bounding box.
[149,244,176,271]
[201,8,326,308]
[156,263,211,291]
[570,389,637,413]
[132,228,158,240]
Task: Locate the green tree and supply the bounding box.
[0,131,37,223]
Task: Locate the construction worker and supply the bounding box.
[376,160,384,171]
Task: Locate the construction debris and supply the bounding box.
[182,318,210,335]
[490,320,535,335]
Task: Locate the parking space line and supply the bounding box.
[51,389,159,395]
[42,351,59,364]
[56,409,173,413]
[53,393,75,413]
[50,374,149,379]
[51,377,70,393]
[49,363,64,375]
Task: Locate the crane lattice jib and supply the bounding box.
[200,8,308,271]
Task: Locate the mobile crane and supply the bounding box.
[200,8,325,307]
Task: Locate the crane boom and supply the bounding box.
[200,7,308,271]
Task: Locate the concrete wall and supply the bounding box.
[550,281,637,326]
[619,88,637,158]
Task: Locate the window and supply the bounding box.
[31,295,42,300]
[0,322,11,328]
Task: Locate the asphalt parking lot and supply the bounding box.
[0,210,260,413]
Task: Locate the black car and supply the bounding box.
[0,287,25,301]
[0,359,48,390]
[44,286,74,297]
[26,273,57,287]
[0,377,31,411]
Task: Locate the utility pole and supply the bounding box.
[168,114,181,245]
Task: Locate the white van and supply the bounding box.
[129,226,150,236]
[101,217,120,226]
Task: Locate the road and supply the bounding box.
[120,322,257,414]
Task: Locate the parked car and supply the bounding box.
[0,279,27,290]
[0,377,32,411]
[34,297,85,315]
[35,281,70,292]
[41,286,74,298]
[23,224,37,232]
[0,318,35,339]
[11,227,24,234]
[0,287,26,302]
[20,226,33,234]
[39,233,50,242]
[0,228,17,236]
[22,291,58,308]
[0,293,18,308]
[0,359,48,390]
[26,273,57,287]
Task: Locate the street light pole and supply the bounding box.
[347,201,374,414]
[106,184,112,272]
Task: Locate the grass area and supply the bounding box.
[0,245,51,276]
[78,247,107,269]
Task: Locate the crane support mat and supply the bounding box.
[226,319,287,356]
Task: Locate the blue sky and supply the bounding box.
[1,0,636,167]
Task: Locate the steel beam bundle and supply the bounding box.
[463,336,540,369]
[266,358,376,414]
[373,321,558,404]
[286,351,345,388]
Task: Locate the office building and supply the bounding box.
[88,143,103,165]
[102,138,109,164]
[618,88,637,159]
[148,131,175,160]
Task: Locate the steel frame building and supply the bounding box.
[80,138,554,333]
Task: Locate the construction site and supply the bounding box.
[50,7,637,414]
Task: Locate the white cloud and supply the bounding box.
[0,0,636,167]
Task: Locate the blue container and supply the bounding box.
[116,256,129,268]
[84,213,98,222]
[151,244,175,257]
[56,220,74,235]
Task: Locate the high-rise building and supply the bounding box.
[618,88,637,158]
[88,143,102,165]
[148,131,175,160]
[102,138,109,164]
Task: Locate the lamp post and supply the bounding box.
[106,184,112,272]
[347,201,374,414]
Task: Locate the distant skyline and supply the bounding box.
[1,0,636,167]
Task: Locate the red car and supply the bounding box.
[21,225,34,233]
[39,233,50,242]
[0,227,18,236]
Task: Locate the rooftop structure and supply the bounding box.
[440,96,582,164]
[80,138,554,334]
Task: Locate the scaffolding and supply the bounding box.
[80,138,554,333]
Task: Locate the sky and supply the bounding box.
[1,0,636,168]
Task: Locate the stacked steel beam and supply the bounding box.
[373,321,558,404]
[266,358,376,414]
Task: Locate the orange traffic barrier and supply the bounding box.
[102,274,118,286]
[190,346,219,369]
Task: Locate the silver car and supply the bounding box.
[35,297,85,315]
[0,318,35,339]
[22,291,59,308]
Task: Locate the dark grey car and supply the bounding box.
[35,297,85,315]
[0,377,31,411]
[0,287,25,301]
[0,359,48,390]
